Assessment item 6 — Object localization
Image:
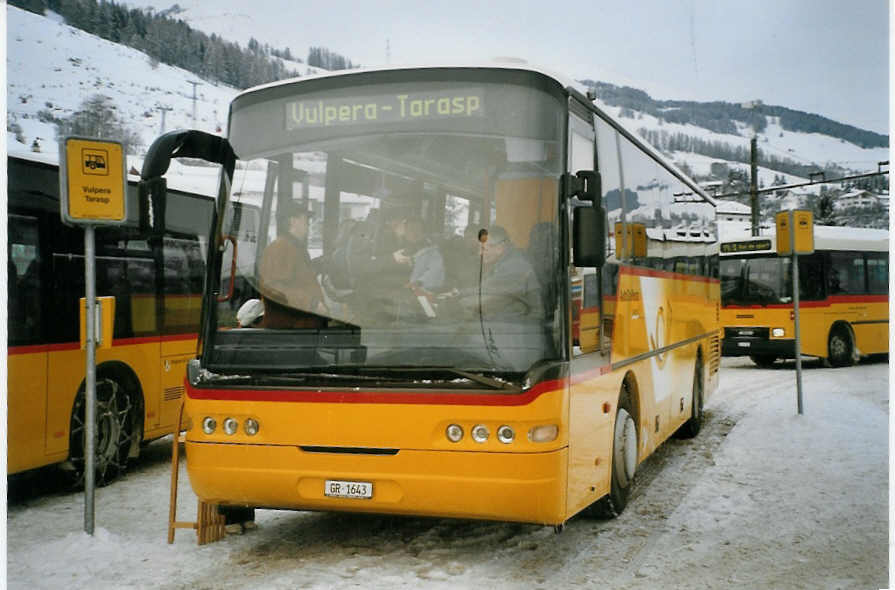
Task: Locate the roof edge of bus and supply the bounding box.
[718,220,889,251]
[236,60,579,99]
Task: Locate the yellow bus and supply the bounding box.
[6,153,234,485]
[720,224,888,367]
[141,63,720,528]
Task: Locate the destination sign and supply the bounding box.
[285,88,484,130]
[721,239,772,253]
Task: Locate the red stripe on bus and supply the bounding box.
[723,294,888,310]
[187,376,570,406]
[187,363,618,405]
[8,333,198,355]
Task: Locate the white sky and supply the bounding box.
[131,0,890,135]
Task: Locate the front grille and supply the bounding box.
[164,386,184,401]
[724,326,769,340]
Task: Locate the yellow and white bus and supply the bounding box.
[6,153,239,485]
[141,63,720,527]
[720,223,888,367]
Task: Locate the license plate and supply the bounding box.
[324,480,373,499]
[738,341,751,347]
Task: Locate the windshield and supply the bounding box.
[210,74,565,379]
[720,253,825,306]
[721,256,791,305]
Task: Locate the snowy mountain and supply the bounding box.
[7,4,890,220]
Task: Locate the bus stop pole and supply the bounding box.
[84,224,96,534]
[790,211,804,415]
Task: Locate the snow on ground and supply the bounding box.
[6,357,888,589]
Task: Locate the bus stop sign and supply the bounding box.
[60,137,127,225]
[775,210,814,256]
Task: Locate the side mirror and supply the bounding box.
[564,170,602,202]
[138,129,236,236]
[573,205,606,267]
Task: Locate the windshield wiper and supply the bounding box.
[439,369,519,391]
[205,366,520,391]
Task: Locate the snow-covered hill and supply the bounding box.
[6,4,889,204]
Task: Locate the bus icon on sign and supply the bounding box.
[83,150,108,175]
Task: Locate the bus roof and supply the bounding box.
[233,61,712,206]
[719,220,889,253]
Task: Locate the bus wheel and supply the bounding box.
[66,377,137,487]
[828,326,856,367]
[586,384,637,518]
[749,354,777,368]
[678,355,704,439]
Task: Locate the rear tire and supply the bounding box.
[828,326,855,367]
[66,377,138,488]
[749,354,777,368]
[678,355,704,439]
[586,382,637,518]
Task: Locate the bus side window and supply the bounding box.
[8,214,42,345]
[797,253,825,300]
[828,251,865,295]
[866,253,888,295]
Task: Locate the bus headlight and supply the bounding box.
[471,424,490,443]
[772,328,785,337]
[445,424,464,443]
[497,425,515,444]
[529,424,558,443]
[223,417,239,435]
[202,417,217,434]
[244,418,260,436]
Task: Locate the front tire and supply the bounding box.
[586,383,638,518]
[749,354,778,368]
[828,326,856,367]
[66,377,138,487]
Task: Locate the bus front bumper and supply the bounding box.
[184,441,569,526]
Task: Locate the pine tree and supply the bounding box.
[815,193,839,226]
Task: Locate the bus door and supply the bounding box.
[7,213,50,472]
[566,107,613,513]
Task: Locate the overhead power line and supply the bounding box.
[706,161,889,200]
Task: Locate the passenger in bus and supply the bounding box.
[258,201,328,328]
[368,210,411,278]
[394,216,445,292]
[452,225,543,318]
[442,224,487,289]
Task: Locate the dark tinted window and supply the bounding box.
[8,214,42,345]
[828,252,866,295]
[866,253,888,295]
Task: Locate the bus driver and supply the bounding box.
[258,201,328,329]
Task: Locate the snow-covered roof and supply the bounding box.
[715,199,751,214]
[719,220,889,252]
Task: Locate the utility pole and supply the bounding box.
[157,105,173,134]
[750,136,759,236]
[188,81,202,126]
[742,100,763,236]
